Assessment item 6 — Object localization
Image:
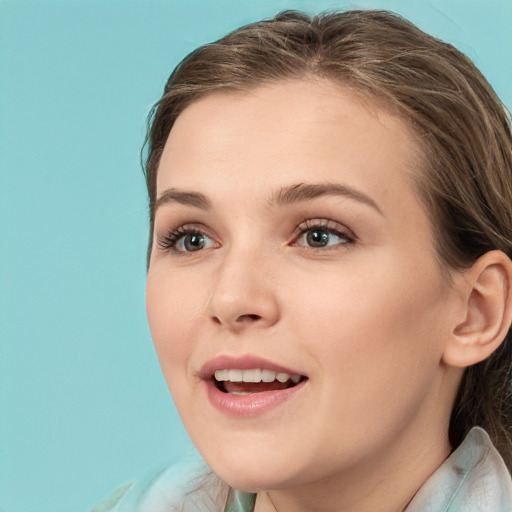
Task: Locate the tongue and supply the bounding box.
[223,380,293,394]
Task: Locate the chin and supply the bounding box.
[202,449,307,493]
[215,470,288,494]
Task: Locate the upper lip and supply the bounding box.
[199,354,306,380]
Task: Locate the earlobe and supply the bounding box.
[442,250,512,368]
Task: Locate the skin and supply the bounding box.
[146,79,468,512]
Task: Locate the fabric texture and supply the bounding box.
[90,427,512,512]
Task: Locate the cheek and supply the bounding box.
[145,268,205,370]
[285,252,448,391]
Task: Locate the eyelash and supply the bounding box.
[292,219,356,249]
[157,225,210,251]
[157,219,356,253]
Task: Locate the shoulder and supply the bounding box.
[407,427,512,512]
[89,460,229,512]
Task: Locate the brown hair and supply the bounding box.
[144,10,512,467]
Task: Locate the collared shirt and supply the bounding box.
[91,427,512,512]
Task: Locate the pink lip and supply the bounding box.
[204,378,307,418]
[199,354,304,379]
[199,354,308,418]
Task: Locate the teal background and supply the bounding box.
[0,1,510,510]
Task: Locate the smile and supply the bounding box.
[214,368,304,396]
[201,356,308,416]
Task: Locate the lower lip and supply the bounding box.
[204,379,307,418]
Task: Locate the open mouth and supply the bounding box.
[213,368,307,395]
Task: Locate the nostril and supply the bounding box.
[209,313,262,326]
[237,314,262,322]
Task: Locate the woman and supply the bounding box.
[94,9,512,512]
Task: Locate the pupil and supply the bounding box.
[184,233,204,251]
[307,229,329,247]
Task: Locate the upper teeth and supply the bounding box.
[214,369,301,384]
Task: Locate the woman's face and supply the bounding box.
[146,79,461,493]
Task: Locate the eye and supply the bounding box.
[293,220,355,249]
[158,226,218,253]
[176,232,210,252]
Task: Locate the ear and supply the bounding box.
[442,250,512,368]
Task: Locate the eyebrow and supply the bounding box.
[154,182,383,216]
[155,189,212,211]
[270,183,384,216]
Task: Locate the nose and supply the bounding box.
[206,248,280,333]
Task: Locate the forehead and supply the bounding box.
[157,78,422,213]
